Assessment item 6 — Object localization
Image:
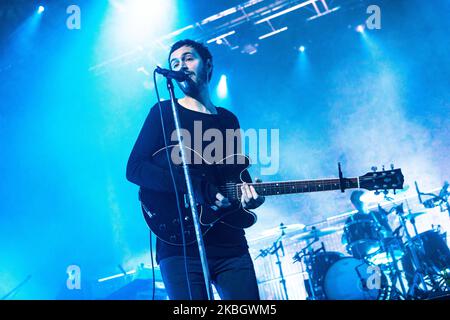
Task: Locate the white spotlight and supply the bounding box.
[217,75,228,99]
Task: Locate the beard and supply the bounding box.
[177,68,208,98]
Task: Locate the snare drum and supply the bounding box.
[343,219,382,259]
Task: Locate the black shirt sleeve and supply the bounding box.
[126,103,194,193]
[222,108,253,184]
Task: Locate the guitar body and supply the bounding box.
[139,150,257,246]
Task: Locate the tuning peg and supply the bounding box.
[371,166,378,172]
[374,190,380,195]
[390,164,394,170]
[382,165,385,171]
[383,190,388,195]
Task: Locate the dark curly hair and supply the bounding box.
[168,39,213,82]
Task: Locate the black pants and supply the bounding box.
[159,252,260,300]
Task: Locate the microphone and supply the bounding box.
[155,66,189,82]
[414,181,423,204]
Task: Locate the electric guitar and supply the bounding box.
[139,146,404,245]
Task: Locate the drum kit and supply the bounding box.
[255,182,450,300]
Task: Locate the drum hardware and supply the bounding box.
[292,224,391,300]
[392,202,450,298]
[255,223,290,300]
[256,179,450,300]
[375,206,411,298]
[415,180,450,217]
[292,232,324,300]
[291,225,341,300]
[340,203,410,299]
[294,239,390,300]
[377,235,409,299]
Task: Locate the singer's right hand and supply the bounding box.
[211,193,231,211]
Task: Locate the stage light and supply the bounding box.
[217,75,228,99]
[356,25,365,33]
[37,6,45,14]
[107,0,177,47]
[299,46,305,52]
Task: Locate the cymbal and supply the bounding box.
[404,211,429,220]
[248,223,306,242]
[290,226,341,241]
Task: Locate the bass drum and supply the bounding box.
[323,257,389,300]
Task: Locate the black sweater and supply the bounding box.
[126,100,251,263]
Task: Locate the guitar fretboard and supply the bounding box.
[219,178,359,201]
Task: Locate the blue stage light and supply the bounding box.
[37,6,45,14]
[299,46,305,52]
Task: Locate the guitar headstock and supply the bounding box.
[359,165,404,194]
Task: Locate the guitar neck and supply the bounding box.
[223,178,359,200]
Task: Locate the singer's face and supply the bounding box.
[169,46,209,88]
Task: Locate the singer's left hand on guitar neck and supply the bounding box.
[210,181,265,211]
[240,181,265,210]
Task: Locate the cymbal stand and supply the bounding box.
[259,232,289,300]
[293,235,320,300]
[368,210,408,299]
[395,206,430,298]
[385,236,409,299]
[417,181,449,219]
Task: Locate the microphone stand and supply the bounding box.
[166,78,214,300]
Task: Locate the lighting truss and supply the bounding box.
[90,0,341,75]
